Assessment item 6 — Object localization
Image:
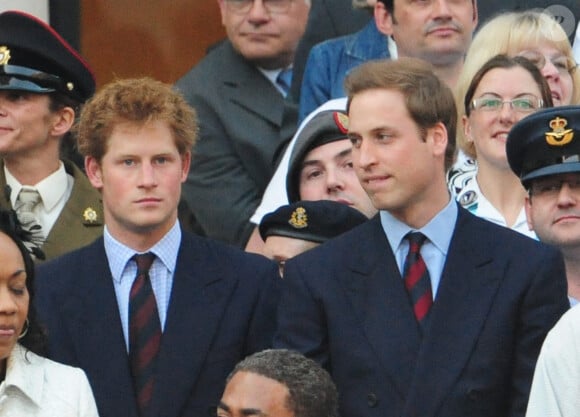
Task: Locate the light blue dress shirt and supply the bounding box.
[104,221,181,351]
[380,198,457,299]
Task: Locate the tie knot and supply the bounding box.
[17,188,41,206]
[276,68,292,95]
[406,232,427,252]
[133,252,155,274]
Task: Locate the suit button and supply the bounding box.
[367,393,378,407]
[467,389,480,401]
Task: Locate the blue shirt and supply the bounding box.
[104,221,181,351]
[380,198,457,299]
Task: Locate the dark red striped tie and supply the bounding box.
[129,253,161,416]
[402,232,433,330]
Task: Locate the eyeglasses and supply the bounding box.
[224,0,294,14]
[529,176,580,198]
[470,94,543,114]
[517,50,577,75]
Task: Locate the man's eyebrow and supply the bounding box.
[216,402,268,416]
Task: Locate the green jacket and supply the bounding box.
[0,160,104,261]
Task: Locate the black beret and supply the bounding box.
[286,110,350,202]
[507,105,580,186]
[0,11,95,102]
[259,200,367,243]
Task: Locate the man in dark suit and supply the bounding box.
[175,0,310,248]
[274,58,569,417]
[35,77,280,417]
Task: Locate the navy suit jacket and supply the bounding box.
[274,207,569,417]
[35,231,280,417]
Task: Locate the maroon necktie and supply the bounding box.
[402,232,433,330]
[129,253,161,416]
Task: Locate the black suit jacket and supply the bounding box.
[175,41,298,247]
[274,207,569,417]
[36,231,280,417]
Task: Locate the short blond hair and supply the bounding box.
[456,10,580,158]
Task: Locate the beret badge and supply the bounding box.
[545,116,574,146]
[334,112,349,134]
[288,207,308,229]
[0,46,10,65]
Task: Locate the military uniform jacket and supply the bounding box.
[0,160,103,261]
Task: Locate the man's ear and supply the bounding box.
[428,122,449,159]
[524,195,535,231]
[217,0,227,26]
[180,151,192,183]
[85,156,104,189]
[374,1,394,36]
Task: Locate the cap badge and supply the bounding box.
[83,207,98,224]
[545,116,574,146]
[288,207,308,229]
[0,46,11,65]
[334,112,349,134]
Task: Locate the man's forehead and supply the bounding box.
[302,139,352,162]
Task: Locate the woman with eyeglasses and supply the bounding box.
[449,55,553,237]
[0,208,99,416]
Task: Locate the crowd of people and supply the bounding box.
[0,1,579,417]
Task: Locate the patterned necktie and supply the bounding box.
[402,232,433,330]
[15,189,44,248]
[276,68,292,96]
[129,253,161,416]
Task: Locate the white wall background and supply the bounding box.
[0,1,49,22]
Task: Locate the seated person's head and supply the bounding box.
[459,54,553,162]
[286,110,377,217]
[259,200,367,275]
[507,105,580,247]
[0,208,47,371]
[218,0,310,69]
[218,349,339,417]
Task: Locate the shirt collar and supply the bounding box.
[2,344,44,407]
[104,220,181,283]
[380,197,457,255]
[5,161,69,211]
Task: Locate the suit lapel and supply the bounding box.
[404,209,505,416]
[150,234,238,417]
[340,217,421,399]
[219,43,285,127]
[59,240,138,417]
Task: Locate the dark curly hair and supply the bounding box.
[0,209,47,356]
[226,349,339,417]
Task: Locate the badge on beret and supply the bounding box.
[334,112,349,134]
[83,207,98,224]
[545,116,574,146]
[288,207,308,229]
[0,46,10,65]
